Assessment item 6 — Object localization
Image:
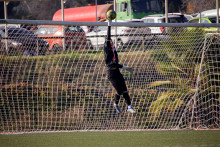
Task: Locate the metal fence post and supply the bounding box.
[37,39,39,56]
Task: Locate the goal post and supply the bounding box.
[0,20,219,133]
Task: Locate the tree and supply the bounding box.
[182,0,216,14]
[168,0,184,13]
[1,0,219,20]
[0,2,20,19]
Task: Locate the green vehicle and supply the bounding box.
[188,16,220,32]
[116,0,163,20]
[53,0,163,22]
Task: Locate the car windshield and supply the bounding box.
[209,17,220,23]
[159,17,184,23]
[94,26,107,32]
[35,27,58,35]
[131,0,162,13]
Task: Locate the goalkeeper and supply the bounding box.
[103,20,136,114]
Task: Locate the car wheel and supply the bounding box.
[23,50,32,56]
[24,50,36,56]
[38,45,48,55]
[8,47,15,55]
[86,40,93,50]
[38,49,45,55]
[116,39,123,49]
[8,47,20,56]
[52,44,61,53]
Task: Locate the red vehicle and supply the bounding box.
[53,4,113,22]
[35,25,89,52]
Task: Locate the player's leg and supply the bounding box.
[108,74,122,113]
[108,70,123,113]
[108,70,136,113]
[122,91,136,114]
[122,91,131,105]
[114,93,122,113]
[114,93,120,104]
[118,76,136,114]
[112,73,136,114]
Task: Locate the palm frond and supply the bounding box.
[147,81,171,88]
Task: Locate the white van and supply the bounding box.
[196,9,220,17]
[142,14,186,34]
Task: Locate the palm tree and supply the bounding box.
[147,28,206,127]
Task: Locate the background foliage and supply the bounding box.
[0,0,219,20]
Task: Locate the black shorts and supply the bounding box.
[107,69,127,95]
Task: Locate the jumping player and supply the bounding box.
[103,20,136,114]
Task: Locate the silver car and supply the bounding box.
[85,24,150,49]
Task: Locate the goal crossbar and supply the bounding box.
[2,19,220,27]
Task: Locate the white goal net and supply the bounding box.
[0,20,219,133]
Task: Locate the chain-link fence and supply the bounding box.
[0,19,219,133]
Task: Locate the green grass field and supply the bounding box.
[1,130,220,147]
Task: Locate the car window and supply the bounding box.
[47,27,57,34]
[200,19,210,23]
[209,18,216,23]
[185,15,193,21]
[160,17,183,23]
[131,0,161,13]
[35,27,57,35]
[8,29,29,34]
[67,26,78,32]
[6,28,32,36]
[0,31,4,37]
[77,26,85,32]
[145,19,155,23]
[208,18,220,23]
[93,26,107,32]
[127,3,130,14]
[35,28,47,35]
[121,2,127,12]
[116,3,120,12]
[158,19,163,23]
[189,19,199,23]
[66,26,84,33]
[169,17,183,23]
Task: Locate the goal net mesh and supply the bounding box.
[0,23,219,132]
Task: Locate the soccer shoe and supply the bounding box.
[127,106,136,114]
[114,103,122,113]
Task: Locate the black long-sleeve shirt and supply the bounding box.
[104,39,123,70]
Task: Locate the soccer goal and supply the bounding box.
[0,19,219,133]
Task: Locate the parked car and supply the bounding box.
[35,25,90,52]
[85,22,150,49]
[168,13,193,22]
[21,24,39,33]
[183,14,193,21]
[188,16,220,23]
[0,27,49,56]
[142,14,187,34]
[188,16,220,32]
[196,9,220,17]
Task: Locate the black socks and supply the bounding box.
[114,92,131,106]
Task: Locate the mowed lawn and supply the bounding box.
[0,130,220,147]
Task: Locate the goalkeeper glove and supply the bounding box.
[122,66,134,74]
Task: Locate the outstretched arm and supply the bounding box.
[122,66,134,74]
[104,19,133,72]
[107,20,111,41]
